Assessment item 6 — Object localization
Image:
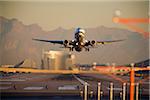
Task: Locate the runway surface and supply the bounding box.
[0,72,149,99]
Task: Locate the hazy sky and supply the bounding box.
[0,0,149,31]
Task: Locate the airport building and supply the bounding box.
[42,50,75,70]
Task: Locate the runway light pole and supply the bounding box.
[90,91,93,98]
[136,83,139,100]
[122,83,126,100]
[97,82,101,100]
[130,63,135,100]
[109,82,113,100]
[45,85,48,89]
[84,82,88,100]
[13,85,16,90]
[80,90,83,97]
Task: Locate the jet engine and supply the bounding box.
[63,40,69,47]
[90,40,96,46]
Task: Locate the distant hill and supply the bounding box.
[134,59,150,67]
[0,16,149,67]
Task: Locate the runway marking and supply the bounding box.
[0,79,26,82]
[106,87,122,91]
[141,82,150,84]
[141,89,150,92]
[0,86,12,90]
[23,86,44,90]
[73,74,90,86]
[58,85,79,91]
[0,82,12,84]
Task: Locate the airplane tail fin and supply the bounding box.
[13,60,25,68]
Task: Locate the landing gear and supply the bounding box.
[85,48,89,52]
[69,47,74,51]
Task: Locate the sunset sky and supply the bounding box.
[0,0,149,31]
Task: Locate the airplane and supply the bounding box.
[11,60,25,68]
[33,28,124,52]
[1,60,25,68]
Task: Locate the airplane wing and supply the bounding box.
[32,38,64,45]
[96,39,124,44]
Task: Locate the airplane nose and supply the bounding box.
[79,33,84,37]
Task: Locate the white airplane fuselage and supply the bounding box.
[73,28,88,52]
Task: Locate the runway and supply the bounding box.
[0,72,149,98]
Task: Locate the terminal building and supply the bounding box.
[41,50,75,70]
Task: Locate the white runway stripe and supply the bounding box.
[24,86,44,90]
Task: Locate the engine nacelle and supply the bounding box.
[90,40,96,46]
[63,40,69,47]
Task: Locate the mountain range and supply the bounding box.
[0,16,149,67]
